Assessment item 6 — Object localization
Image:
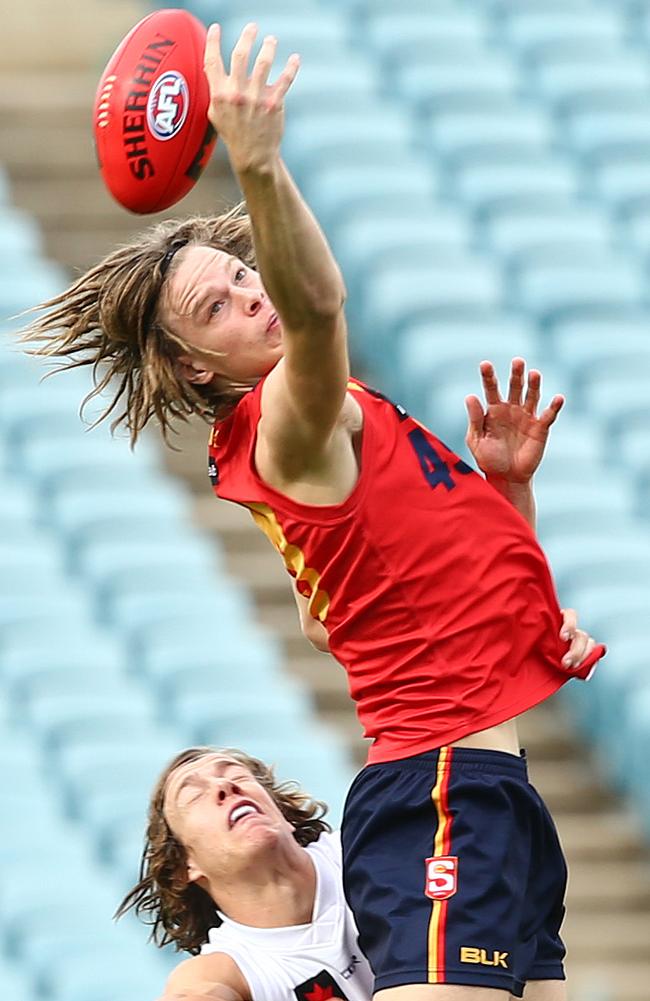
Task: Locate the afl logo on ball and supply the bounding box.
[147,71,189,141]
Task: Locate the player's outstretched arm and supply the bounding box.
[464,358,565,531]
[204,23,349,471]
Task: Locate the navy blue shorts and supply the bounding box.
[341,747,567,997]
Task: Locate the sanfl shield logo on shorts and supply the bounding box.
[424,855,458,900]
[147,71,189,140]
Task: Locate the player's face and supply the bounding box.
[158,245,283,384]
[163,753,294,886]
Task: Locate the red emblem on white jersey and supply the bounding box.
[425,856,458,900]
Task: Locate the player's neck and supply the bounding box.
[213,839,317,929]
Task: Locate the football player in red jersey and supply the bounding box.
[26,24,605,1001]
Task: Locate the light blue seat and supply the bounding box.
[396,314,539,417]
[287,54,379,115]
[360,254,504,349]
[139,645,283,708]
[220,10,350,65]
[537,487,636,545]
[560,581,649,640]
[532,52,650,110]
[0,536,65,582]
[27,690,157,750]
[1,628,126,682]
[0,962,35,1001]
[620,424,650,473]
[0,477,39,527]
[283,104,415,177]
[484,202,613,259]
[57,739,181,820]
[0,260,67,317]
[394,53,520,113]
[47,479,191,535]
[550,314,650,373]
[621,197,650,252]
[512,253,646,321]
[75,535,216,589]
[366,10,488,61]
[452,153,578,212]
[569,111,650,158]
[331,203,471,293]
[304,159,439,227]
[47,951,166,1001]
[107,587,252,639]
[0,587,92,637]
[175,685,313,742]
[425,101,553,161]
[0,206,42,259]
[582,367,650,428]
[503,10,623,56]
[550,536,650,593]
[595,156,650,209]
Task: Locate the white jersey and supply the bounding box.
[201,831,374,1001]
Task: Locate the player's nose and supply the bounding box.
[234,285,264,315]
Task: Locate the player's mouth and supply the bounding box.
[266,312,280,333]
[228,799,262,829]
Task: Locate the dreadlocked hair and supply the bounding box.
[115,747,331,955]
[20,202,255,445]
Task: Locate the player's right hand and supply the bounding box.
[203,22,300,174]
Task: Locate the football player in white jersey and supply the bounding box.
[117,746,374,1001]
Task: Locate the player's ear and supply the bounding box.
[175,355,214,385]
[185,853,207,885]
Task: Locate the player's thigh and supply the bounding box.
[374,986,509,1000]
[521,980,567,1001]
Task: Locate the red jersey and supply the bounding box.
[209,376,603,764]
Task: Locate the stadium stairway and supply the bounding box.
[2,1,650,999]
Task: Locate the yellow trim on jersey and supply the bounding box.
[428,746,452,982]
[246,501,330,622]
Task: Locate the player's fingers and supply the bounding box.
[523,368,541,415]
[507,357,525,406]
[271,52,301,103]
[563,630,594,669]
[479,360,502,405]
[464,395,485,437]
[204,23,226,85]
[538,394,565,431]
[230,21,257,87]
[250,34,277,96]
[560,607,577,642]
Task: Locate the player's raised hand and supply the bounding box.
[465,358,564,483]
[203,22,300,173]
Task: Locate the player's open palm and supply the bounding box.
[465,358,564,483]
[203,22,300,173]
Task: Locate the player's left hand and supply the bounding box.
[465,358,564,484]
[559,608,599,672]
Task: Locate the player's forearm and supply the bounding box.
[234,156,346,330]
[487,477,537,533]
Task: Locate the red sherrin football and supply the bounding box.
[93,8,217,214]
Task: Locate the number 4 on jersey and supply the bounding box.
[408,427,473,492]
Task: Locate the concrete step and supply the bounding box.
[567,859,650,912]
[528,759,616,813]
[568,960,650,1001]
[564,911,650,960]
[3,2,141,70]
[557,811,647,863]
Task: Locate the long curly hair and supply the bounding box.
[20,203,255,444]
[115,747,331,955]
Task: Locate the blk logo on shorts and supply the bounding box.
[294,970,349,1001]
[424,855,458,900]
